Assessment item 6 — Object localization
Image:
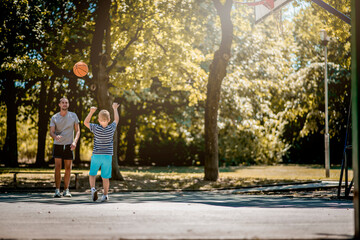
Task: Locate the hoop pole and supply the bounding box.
[312,0,351,25]
[324,45,330,177]
[351,0,360,237]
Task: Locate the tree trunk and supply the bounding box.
[3,75,19,167]
[204,0,233,181]
[124,111,137,165]
[35,79,48,167]
[91,0,123,180]
[68,76,82,166]
[35,77,55,167]
[74,98,82,166]
[116,104,125,163]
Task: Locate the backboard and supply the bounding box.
[254,0,293,24]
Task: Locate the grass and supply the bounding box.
[0,164,352,192]
[119,164,349,180]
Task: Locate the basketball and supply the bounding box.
[73,61,88,77]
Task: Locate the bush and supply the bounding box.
[138,134,204,166]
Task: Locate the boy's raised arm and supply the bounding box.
[112,102,120,125]
[84,107,97,129]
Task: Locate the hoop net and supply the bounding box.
[236,0,274,10]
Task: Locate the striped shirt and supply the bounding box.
[90,122,117,155]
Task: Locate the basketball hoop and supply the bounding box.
[237,0,293,24]
[236,0,274,10]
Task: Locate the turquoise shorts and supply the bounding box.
[89,155,112,179]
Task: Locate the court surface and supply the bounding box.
[0,191,354,239]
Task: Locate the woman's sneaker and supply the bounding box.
[91,189,98,201]
[63,189,72,197]
[101,195,109,202]
[54,189,61,198]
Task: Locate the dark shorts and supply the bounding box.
[53,144,73,160]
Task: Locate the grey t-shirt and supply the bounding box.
[50,111,80,145]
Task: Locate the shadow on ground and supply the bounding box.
[0,191,353,209]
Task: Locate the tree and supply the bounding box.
[204,0,233,181]
[90,0,126,180]
[30,0,93,167]
[281,0,351,164]
[216,8,296,166]
[118,78,191,166]
[90,0,209,178]
[35,77,56,167]
[0,0,42,167]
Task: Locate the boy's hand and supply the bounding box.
[112,102,119,109]
[90,107,97,113]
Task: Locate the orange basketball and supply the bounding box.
[73,61,88,77]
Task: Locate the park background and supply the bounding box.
[0,0,351,181]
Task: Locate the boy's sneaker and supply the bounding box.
[101,195,109,202]
[63,189,72,197]
[54,189,61,198]
[91,189,98,202]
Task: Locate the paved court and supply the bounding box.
[0,191,354,239]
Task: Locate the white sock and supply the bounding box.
[91,187,96,192]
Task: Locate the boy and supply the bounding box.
[84,102,119,202]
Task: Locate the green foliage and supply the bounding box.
[136,108,205,166]
[281,0,351,164]
[292,0,351,69]
[0,0,352,167]
[16,109,39,162]
[109,0,210,105]
[282,62,350,163]
[139,131,192,166]
[216,6,295,165]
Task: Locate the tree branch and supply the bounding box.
[213,0,233,14]
[213,0,222,11]
[107,24,143,73]
[105,7,112,59]
[46,61,73,79]
[15,78,38,106]
[154,35,167,54]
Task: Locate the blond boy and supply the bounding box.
[84,103,119,202]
